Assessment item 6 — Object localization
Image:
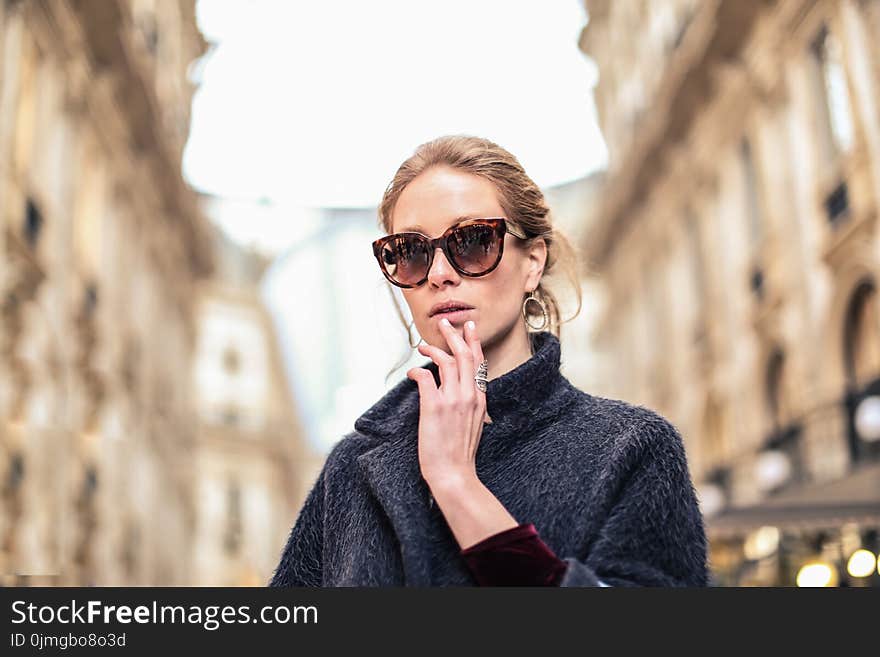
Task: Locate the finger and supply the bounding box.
[465,321,492,424]
[465,320,486,374]
[438,317,475,391]
[407,367,439,404]
[417,341,457,392]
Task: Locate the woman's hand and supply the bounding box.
[407,319,491,489]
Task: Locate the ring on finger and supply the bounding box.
[474,359,488,393]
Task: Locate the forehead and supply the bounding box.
[391,167,504,235]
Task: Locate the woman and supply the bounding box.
[269,135,709,587]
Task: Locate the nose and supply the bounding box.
[426,247,460,287]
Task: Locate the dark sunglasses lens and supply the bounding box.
[448,223,501,274]
[381,234,430,286]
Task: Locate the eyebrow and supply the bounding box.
[397,215,486,234]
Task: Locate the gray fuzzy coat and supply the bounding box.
[269,331,709,587]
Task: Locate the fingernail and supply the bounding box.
[441,318,450,326]
[467,321,475,330]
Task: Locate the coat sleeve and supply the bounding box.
[558,415,709,587]
[268,466,326,587]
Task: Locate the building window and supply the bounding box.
[740,138,770,301]
[221,404,240,428]
[740,139,763,248]
[223,480,243,556]
[121,522,140,578]
[810,24,855,159]
[702,398,726,468]
[643,258,670,391]
[685,210,708,319]
[222,346,241,375]
[5,451,25,493]
[765,348,788,430]
[824,180,850,227]
[24,198,42,248]
[671,5,695,51]
[83,282,98,318]
[132,0,160,56]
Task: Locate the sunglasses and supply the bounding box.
[372,217,528,288]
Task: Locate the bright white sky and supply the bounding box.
[182,1,610,454]
[183,0,607,235]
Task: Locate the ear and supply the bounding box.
[523,237,548,291]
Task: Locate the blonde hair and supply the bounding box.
[377,134,582,383]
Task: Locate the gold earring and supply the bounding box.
[522,290,549,331]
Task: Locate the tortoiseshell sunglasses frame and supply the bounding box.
[371,217,528,289]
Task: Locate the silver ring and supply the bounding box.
[474,359,488,393]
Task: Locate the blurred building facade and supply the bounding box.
[542,173,612,397]
[191,224,315,586]
[580,0,880,585]
[0,1,310,585]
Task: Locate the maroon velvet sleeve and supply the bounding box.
[460,523,567,586]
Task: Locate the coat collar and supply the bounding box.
[354,330,565,441]
[353,331,569,585]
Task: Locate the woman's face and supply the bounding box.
[390,165,546,353]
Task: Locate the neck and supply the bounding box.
[483,324,534,382]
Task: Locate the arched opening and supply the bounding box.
[843,279,880,464]
[843,279,880,389]
[756,346,804,493]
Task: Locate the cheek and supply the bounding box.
[479,274,520,315]
[402,290,420,308]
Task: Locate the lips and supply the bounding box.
[431,308,473,322]
[429,301,475,317]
